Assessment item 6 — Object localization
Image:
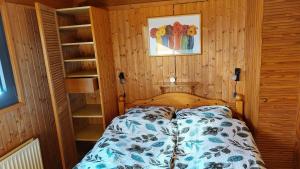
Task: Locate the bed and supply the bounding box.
[74,93,265,169]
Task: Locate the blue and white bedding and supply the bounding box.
[74,106,265,169]
[174,106,265,169]
[74,106,177,169]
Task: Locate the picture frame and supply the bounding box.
[148,14,201,56]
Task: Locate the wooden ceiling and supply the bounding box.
[75,0,169,6]
[75,0,207,6]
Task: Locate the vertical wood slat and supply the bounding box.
[0,3,62,169]
[89,7,119,126]
[35,3,77,169]
[244,0,263,130]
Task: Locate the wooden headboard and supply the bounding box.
[118,93,244,120]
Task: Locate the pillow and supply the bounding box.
[125,106,176,120]
[175,106,232,119]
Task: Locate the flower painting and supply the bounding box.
[148,14,201,56]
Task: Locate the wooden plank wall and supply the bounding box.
[244,0,263,130]
[0,3,62,169]
[255,0,300,168]
[109,0,247,106]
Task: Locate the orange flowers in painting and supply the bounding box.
[150,21,198,51]
[148,14,201,56]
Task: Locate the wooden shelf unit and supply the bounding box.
[36,3,119,163]
[57,5,118,153]
[56,6,105,145]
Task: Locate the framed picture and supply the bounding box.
[148,14,201,56]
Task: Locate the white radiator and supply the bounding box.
[0,138,44,169]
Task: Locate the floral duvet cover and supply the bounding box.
[174,106,265,169]
[74,106,265,169]
[74,106,177,169]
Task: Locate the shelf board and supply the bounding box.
[75,124,103,142]
[73,104,102,118]
[64,57,96,62]
[56,6,90,15]
[61,42,94,47]
[59,24,91,30]
[66,70,98,78]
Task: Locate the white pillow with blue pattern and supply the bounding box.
[125,106,176,120]
[175,106,233,119]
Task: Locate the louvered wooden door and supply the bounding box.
[35,3,77,169]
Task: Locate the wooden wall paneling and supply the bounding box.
[136,7,145,98]
[228,0,236,103]
[207,0,216,99]
[110,5,175,103]
[236,0,246,97]
[90,7,119,125]
[214,0,223,99]
[124,8,135,101]
[244,0,263,130]
[173,2,201,94]
[3,5,34,150]
[110,0,247,104]
[221,0,230,102]
[10,3,40,145]
[255,0,300,168]
[156,5,175,94]
[149,7,160,97]
[35,3,77,169]
[75,0,207,8]
[0,3,62,169]
[201,1,209,97]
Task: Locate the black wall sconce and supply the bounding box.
[119,72,125,84]
[232,68,241,82]
[232,68,241,97]
[119,72,126,97]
